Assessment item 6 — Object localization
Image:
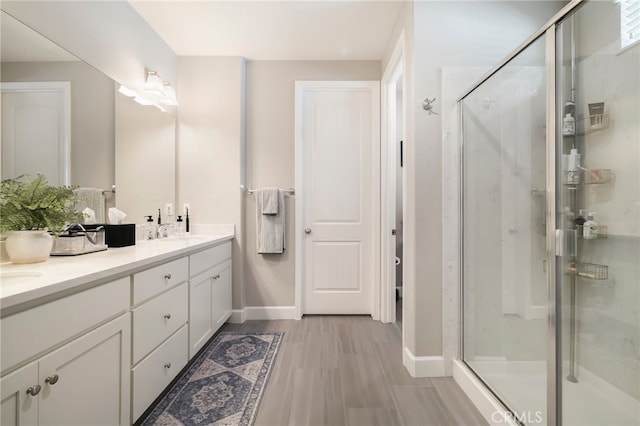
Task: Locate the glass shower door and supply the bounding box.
[557,2,640,425]
[461,34,549,424]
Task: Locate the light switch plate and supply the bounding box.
[165,203,173,216]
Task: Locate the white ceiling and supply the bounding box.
[128,1,404,60]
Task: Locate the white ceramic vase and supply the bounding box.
[5,230,54,264]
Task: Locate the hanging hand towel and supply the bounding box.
[257,187,279,215]
[74,188,106,224]
[256,188,285,254]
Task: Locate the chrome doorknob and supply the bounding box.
[305,228,312,234]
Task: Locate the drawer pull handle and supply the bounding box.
[26,385,41,396]
[45,375,59,385]
[213,274,220,280]
[164,313,172,320]
[164,274,172,280]
[164,363,172,369]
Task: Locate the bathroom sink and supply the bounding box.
[0,271,43,285]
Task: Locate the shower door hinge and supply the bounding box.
[555,229,564,256]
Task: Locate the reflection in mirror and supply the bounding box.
[1,11,114,191]
[115,88,176,226]
[1,11,176,228]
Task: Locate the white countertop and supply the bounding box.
[0,232,234,311]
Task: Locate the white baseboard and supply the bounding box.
[402,347,445,377]
[228,306,297,323]
[453,360,518,426]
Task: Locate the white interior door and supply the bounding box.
[296,81,380,316]
[1,82,70,186]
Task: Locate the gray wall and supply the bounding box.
[2,61,114,190]
[177,56,247,310]
[243,60,381,307]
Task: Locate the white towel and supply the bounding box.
[256,189,285,254]
[257,187,279,215]
[74,188,106,224]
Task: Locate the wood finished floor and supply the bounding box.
[222,315,487,426]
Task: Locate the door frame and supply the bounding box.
[294,80,381,320]
[1,81,71,186]
[380,32,406,324]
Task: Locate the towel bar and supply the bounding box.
[242,186,295,195]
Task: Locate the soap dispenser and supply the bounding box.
[176,215,184,236]
[145,215,155,240]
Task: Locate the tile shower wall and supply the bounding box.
[568,1,640,398]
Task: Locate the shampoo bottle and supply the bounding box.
[575,209,586,238]
[584,212,598,239]
[567,148,581,184]
[563,113,575,135]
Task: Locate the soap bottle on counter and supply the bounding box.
[144,215,155,240]
[176,215,185,237]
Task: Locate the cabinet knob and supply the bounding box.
[45,375,59,385]
[164,363,172,369]
[305,227,312,234]
[164,273,172,280]
[26,385,41,396]
[164,313,172,320]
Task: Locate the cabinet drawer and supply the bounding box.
[1,277,129,373]
[132,283,188,364]
[189,242,231,278]
[133,257,188,305]
[132,325,188,422]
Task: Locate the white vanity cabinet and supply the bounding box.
[131,258,189,421]
[0,278,131,426]
[188,242,232,358]
[0,234,235,426]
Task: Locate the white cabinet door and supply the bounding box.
[212,260,232,331]
[189,271,214,358]
[0,362,39,426]
[38,314,130,426]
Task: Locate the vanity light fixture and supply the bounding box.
[144,70,178,106]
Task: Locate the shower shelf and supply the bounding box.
[567,262,608,280]
[563,169,612,186]
[576,224,608,239]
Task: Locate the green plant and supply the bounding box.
[0,174,83,234]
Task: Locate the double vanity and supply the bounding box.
[0,231,234,425]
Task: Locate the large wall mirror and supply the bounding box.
[0,11,175,225]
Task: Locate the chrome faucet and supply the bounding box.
[156,224,170,239]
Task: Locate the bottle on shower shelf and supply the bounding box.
[575,209,586,238]
[583,212,598,239]
[567,148,581,184]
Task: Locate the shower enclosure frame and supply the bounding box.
[457,1,586,425]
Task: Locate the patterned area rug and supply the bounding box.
[142,332,283,426]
